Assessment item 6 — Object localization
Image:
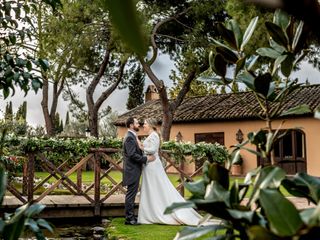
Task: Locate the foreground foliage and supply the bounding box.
[166,9,320,240]
[0,130,53,239]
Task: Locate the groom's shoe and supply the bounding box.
[125,220,140,225]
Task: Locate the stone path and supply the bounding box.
[288,197,315,209]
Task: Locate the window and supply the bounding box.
[194,132,224,145]
[194,132,225,170]
[259,129,306,174]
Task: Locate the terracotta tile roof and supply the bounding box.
[114,84,320,126]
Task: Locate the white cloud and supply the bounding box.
[0,53,176,127]
[1,56,319,127]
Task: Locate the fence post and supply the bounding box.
[176,132,185,197]
[94,152,101,216]
[77,167,82,195]
[27,152,35,202]
[22,161,28,196]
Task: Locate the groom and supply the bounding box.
[122,117,155,225]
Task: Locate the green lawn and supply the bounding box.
[107,218,222,240]
[12,171,289,197]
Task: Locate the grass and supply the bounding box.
[12,171,290,197]
[107,218,222,240]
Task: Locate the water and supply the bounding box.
[21,217,110,239]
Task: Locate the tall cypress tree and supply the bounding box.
[126,65,145,110]
[54,113,62,134]
[15,101,27,121]
[65,111,70,126]
[4,101,13,122]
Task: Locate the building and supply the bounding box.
[114,84,320,176]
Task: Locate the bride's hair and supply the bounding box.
[145,118,158,131]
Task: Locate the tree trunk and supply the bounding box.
[86,48,126,138]
[140,58,198,141]
[88,106,99,137]
[41,78,54,136]
[161,111,174,141]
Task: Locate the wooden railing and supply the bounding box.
[6,148,202,216]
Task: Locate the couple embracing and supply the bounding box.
[122,117,201,226]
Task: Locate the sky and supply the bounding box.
[0,55,319,127]
[0,53,175,127]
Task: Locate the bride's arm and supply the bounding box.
[143,133,159,155]
[136,137,144,150]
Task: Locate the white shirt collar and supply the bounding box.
[128,129,137,137]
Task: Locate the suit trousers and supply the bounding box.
[125,180,139,221]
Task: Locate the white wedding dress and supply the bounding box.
[138,131,202,225]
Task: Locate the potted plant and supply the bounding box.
[231,155,243,176]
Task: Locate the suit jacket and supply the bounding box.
[122,131,147,186]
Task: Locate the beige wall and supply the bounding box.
[117,117,320,176]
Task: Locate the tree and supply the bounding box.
[139,0,227,140]
[48,0,134,138]
[4,102,13,122]
[65,111,70,126]
[99,111,118,138]
[0,0,60,98]
[33,0,74,136]
[15,101,27,121]
[54,112,63,134]
[126,65,145,110]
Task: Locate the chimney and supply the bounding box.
[145,85,159,102]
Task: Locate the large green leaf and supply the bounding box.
[216,22,237,49]
[193,199,232,220]
[247,226,277,240]
[260,189,303,237]
[280,53,295,77]
[241,16,259,51]
[228,19,243,49]
[229,181,240,205]
[197,76,226,85]
[0,166,7,205]
[227,209,254,223]
[272,54,287,75]
[237,71,255,90]
[100,0,147,56]
[216,46,238,63]
[174,225,225,240]
[235,57,246,76]
[3,204,29,240]
[184,179,206,199]
[292,21,304,52]
[273,9,290,30]
[248,166,286,206]
[25,219,40,233]
[247,55,259,71]
[25,204,46,218]
[37,218,53,233]
[254,73,272,97]
[256,47,281,59]
[280,104,311,117]
[282,172,320,204]
[265,22,288,48]
[205,181,230,207]
[207,163,229,190]
[212,54,227,77]
[164,201,196,214]
[270,39,286,54]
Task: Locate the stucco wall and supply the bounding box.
[117,117,320,176]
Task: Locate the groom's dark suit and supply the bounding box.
[123,130,147,223]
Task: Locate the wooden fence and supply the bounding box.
[6,148,203,216]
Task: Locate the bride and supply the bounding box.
[136,118,202,225]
